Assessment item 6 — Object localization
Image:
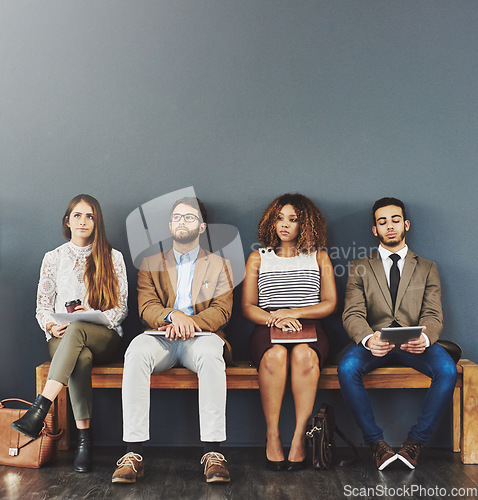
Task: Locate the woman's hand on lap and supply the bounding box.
[266,309,297,326]
[273,317,302,331]
[51,323,70,338]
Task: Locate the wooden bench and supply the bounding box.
[36,359,478,464]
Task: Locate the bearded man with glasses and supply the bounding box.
[113,197,234,484]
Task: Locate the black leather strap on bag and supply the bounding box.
[333,424,359,466]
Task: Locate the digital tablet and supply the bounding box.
[380,326,423,346]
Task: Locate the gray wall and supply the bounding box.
[1,1,477,448]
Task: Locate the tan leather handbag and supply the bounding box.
[0,398,63,468]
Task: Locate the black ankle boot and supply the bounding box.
[11,394,52,439]
[73,428,92,472]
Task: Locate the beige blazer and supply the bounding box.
[137,247,234,361]
[343,249,443,345]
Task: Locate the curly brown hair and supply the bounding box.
[257,193,327,253]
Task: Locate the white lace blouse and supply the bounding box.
[36,241,128,340]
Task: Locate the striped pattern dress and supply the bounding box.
[258,247,321,310]
[248,247,329,368]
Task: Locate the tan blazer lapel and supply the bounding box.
[395,250,418,310]
[369,251,394,312]
[192,248,209,310]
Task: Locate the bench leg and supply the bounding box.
[452,386,461,453]
[461,361,478,464]
[57,387,70,451]
[36,369,46,396]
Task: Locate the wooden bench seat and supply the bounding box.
[36,359,478,464]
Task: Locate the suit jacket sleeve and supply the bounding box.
[342,260,375,344]
[137,257,175,330]
[417,261,443,345]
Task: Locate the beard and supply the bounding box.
[172,226,200,244]
[377,228,405,248]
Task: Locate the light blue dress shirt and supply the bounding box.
[166,245,200,321]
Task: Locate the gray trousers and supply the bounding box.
[122,333,227,443]
[48,321,121,421]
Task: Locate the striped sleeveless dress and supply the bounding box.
[258,248,321,310]
[248,248,330,368]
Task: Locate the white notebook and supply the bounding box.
[52,310,109,326]
[144,330,212,336]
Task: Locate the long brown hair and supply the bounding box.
[63,194,119,310]
[257,193,327,254]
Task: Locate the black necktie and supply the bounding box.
[389,254,401,309]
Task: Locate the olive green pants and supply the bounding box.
[48,321,122,421]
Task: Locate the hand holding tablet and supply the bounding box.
[380,326,423,347]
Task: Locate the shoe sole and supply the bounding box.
[112,477,137,484]
[397,454,416,469]
[378,454,398,471]
[286,463,307,472]
[112,471,144,484]
[11,422,41,440]
[206,476,231,483]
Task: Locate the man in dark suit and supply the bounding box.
[112,197,233,484]
[338,197,457,470]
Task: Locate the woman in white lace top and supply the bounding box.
[12,194,128,473]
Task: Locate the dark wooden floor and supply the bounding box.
[1,446,478,500]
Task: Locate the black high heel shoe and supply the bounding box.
[266,456,287,471]
[286,457,307,472]
[286,438,308,471]
[265,440,286,471]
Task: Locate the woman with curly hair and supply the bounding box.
[12,194,128,473]
[242,193,337,471]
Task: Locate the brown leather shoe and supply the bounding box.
[370,440,397,470]
[200,452,231,483]
[397,438,424,469]
[111,452,144,484]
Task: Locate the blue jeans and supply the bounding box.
[337,343,457,445]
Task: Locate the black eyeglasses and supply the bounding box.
[170,213,200,223]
